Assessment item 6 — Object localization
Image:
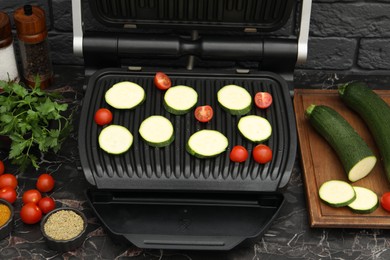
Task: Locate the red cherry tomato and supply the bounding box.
[252,144,273,164]
[22,189,42,204]
[381,192,390,212]
[0,160,4,175]
[0,174,18,189]
[194,105,213,123]
[94,108,113,126]
[254,92,273,109]
[0,186,17,204]
[154,72,172,90]
[36,173,55,193]
[230,145,249,163]
[38,197,56,214]
[20,202,42,224]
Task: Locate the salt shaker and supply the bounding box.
[13,5,53,89]
[0,12,19,82]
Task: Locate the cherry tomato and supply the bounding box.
[154,72,172,90]
[94,108,113,126]
[0,186,17,204]
[20,202,42,224]
[38,197,56,214]
[194,105,213,123]
[22,189,42,204]
[381,192,390,212]
[0,160,4,175]
[253,144,273,164]
[230,145,249,163]
[254,92,273,109]
[36,173,55,193]
[0,174,18,189]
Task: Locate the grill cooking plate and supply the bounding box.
[79,68,296,192]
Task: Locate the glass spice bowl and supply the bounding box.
[40,207,87,252]
[0,198,14,240]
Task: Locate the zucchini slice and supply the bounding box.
[238,115,272,143]
[105,81,145,109]
[339,82,390,184]
[139,115,174,147]
[319,180,356,207]
[348,186,379,214]
[163,85,198,115]
[187,130,228,158]
[305,104,377,182]
[98,125,133,154]
[217,85,252,115]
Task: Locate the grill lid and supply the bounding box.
[87,0,296,31]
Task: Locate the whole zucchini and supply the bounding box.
[339,81,390,183]
[305,104,377,182]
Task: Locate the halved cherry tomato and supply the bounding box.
[254,92,273,109]
[253,144,273,164]
[0,186,17,204]
[154,72,172,90]
[22,189,42,204]
[0,160,4,175]
[0,174,17,189]
[94,108,113,126]
[38,197,56,214]
[381,192,390,212]
[20,202,42,224]
[230,145,249,163]
[36,173,55,193]
[194,105,213,123]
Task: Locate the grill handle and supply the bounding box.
[124,235,243,250]
[83,33,297,74]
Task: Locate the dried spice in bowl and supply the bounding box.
[41,208,87,252]
[0,203,11,227]
[0,198,14,240]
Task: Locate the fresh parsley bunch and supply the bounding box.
[0,79,72,171]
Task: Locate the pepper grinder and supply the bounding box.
[0,12,19,82]
[13,5,53,89]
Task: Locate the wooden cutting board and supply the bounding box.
[294,88,390,228]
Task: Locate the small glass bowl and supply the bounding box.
[0,198,14,240]
[40,207,87,252]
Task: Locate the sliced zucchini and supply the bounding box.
[163,85,198,115]
[105,81,145,109]
[139,115,174,147]
[187,130,228,158]
[238,115,272,143]
[98,125,133,154]
[319,180,356,207]
[217,85,252,115]
[348,186,379,214]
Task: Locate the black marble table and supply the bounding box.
[1,66,390,260]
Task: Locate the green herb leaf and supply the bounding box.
[13,83,28,98]
[36,98,56,116]
[9,139,29,158]
[0,114,13,124]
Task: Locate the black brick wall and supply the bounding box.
[1,0,389,85]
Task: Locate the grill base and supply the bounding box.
[87,190,284,250]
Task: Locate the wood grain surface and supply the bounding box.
[294,88,390,228]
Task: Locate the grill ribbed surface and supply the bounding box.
[90,0,294,29]
[79,70,296,192]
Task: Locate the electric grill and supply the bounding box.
[72,0,312,250]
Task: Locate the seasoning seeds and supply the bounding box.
[44,210,84,241]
